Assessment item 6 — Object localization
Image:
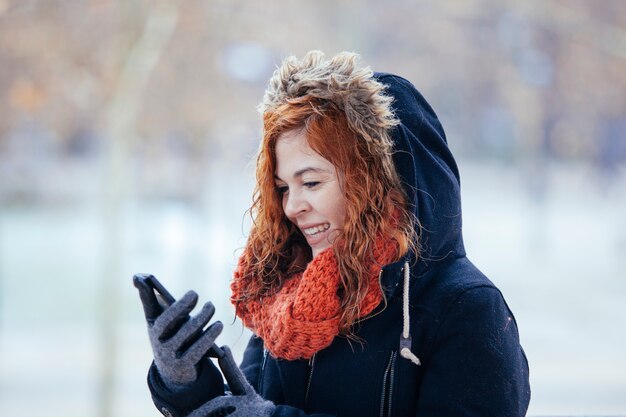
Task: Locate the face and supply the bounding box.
[274,129,346,258]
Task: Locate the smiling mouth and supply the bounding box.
[302,223,330,236]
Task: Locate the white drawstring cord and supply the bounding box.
[399,261,421,366]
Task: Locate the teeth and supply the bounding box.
[303,224,330,236]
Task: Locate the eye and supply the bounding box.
[276,185,289,195]
[303,181,320,189]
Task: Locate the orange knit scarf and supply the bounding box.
[230,237,398,360]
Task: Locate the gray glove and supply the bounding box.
[146,290,224,388]
[188,346,275,417]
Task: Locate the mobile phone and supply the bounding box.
[144,273,176,308]
[133,273,176,319]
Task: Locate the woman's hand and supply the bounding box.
[135,277,224,388]
[188,346,275,417]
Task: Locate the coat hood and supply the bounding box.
[375,72,466,273]
[261,51,465,274]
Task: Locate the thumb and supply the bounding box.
[217,346,251,396]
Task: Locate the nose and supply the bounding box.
[283,189,310,219]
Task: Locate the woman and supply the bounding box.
[136,51,531,417]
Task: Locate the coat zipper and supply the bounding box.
[258,348,269,394]
[379,351,397,417]
[387,351,397,417]
[305,353,316,407]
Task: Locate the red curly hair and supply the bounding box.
[237,96,417,334]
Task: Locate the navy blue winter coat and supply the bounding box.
[148,73,531,417]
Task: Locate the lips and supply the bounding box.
[299,223,334,248]
[302,223,330,236]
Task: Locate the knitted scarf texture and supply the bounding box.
[231,237,398,360]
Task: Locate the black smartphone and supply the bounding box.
[144,273,176,307]
[133,273,176,319]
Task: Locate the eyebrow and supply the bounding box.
[274,167,331,181]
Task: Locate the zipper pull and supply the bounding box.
[305,353,317,406]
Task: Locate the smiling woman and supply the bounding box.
[245,92,415,338]
[136,51,531,417]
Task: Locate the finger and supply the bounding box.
[217,346,251,396]
[182,321,223,364]
[153,290,198,340]
[187,396,236,417]
[133,275,161,322]
[174,301,216,348]
[208,344,226,359]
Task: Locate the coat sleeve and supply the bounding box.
[147,357,225,417]
[415,286,531,417]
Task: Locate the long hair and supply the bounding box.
[236,95,418,334]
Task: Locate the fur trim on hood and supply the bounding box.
[259,50,399,153]
[260,51,465,277]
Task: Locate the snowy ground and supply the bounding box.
[0,161,625,416]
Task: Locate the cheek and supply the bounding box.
[328,192,347,225]
[335,200,347,224]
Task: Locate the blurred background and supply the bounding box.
[0,0,625,416]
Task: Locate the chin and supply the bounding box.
[312,246,332,259]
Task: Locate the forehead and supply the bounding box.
[274,130,335,177]
[275,129,313,154]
